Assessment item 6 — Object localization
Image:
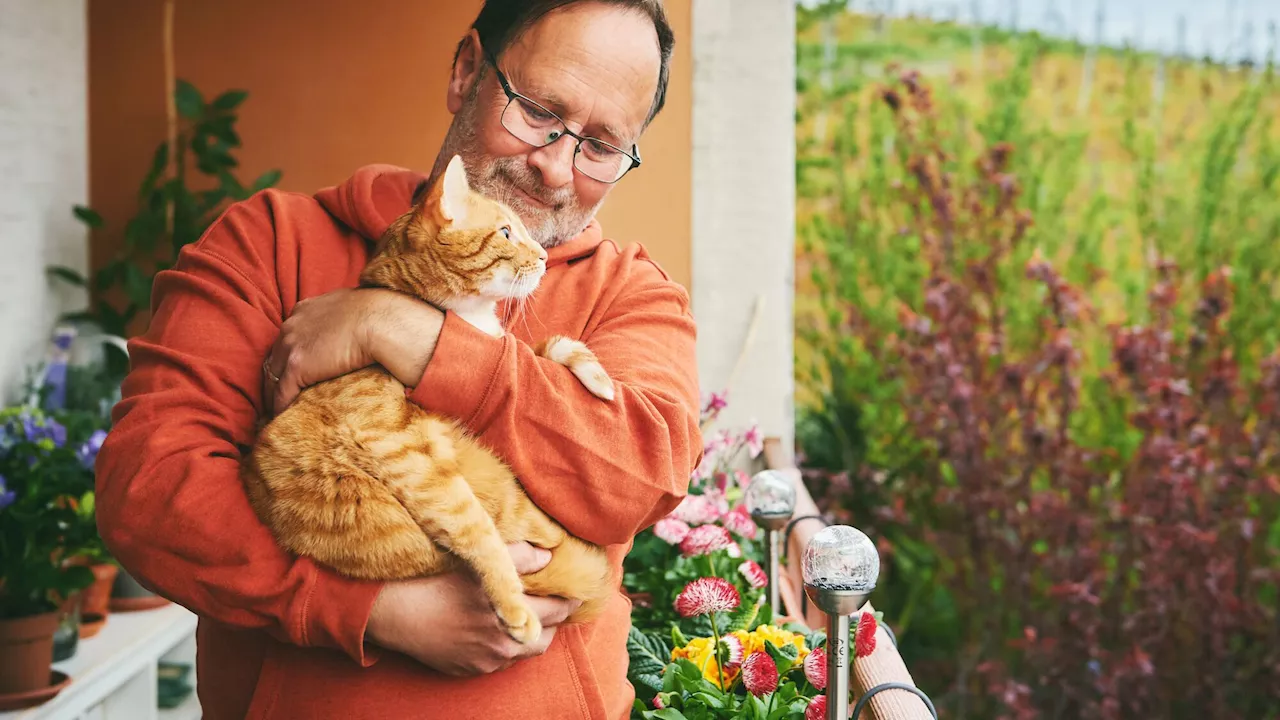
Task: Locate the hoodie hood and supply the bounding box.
[314,163,604,267]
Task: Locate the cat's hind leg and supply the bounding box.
[536,335,614,401]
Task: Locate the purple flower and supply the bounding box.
[20,413,66,448]
[0,475,14,511]
[77,430,108,470]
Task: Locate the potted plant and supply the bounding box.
[0,407,95,708]
[55,422,116,637]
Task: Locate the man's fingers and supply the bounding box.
[515,625,558,660]
[508,542,552,575]
[525,594,578,627]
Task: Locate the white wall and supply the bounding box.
[691,0,796,453]
[0,0,89,404]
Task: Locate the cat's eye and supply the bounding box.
[500,226,511,239]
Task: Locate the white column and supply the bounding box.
[691,0,796,452]
[0,0,90,404]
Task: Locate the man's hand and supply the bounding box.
[365,543,583,676]
[263,287,445,415]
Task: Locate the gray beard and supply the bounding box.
[431,84,602,249]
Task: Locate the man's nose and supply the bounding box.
[527,136,576,189]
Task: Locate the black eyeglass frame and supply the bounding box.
[483,50,643,184]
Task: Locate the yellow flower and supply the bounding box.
[670,636,740,686]
[669,624,810,688]
[731,625,810,664]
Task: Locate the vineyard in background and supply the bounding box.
[794,5,1280,717]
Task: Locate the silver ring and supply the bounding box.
[263,358,281,384]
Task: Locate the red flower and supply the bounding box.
[674,577,741,617]
[738,560,768,590]
[805,694,827,720]
[721,505,759,539]
[741,651,779,696]
[653,694,665,709]
[679,524,734,557]
[804,646,827,690]
[855,612,878,658]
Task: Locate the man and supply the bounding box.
[94,1,700,718]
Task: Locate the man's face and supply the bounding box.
[438,3,661,248]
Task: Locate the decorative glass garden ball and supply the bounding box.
[745,470,796,520]
[801,525,880,593]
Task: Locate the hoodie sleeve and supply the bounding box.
[406,254,702,548]
[94,192,384,666]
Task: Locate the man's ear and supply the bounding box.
[447,30,484,115]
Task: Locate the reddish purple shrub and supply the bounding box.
[799,71,1280,719]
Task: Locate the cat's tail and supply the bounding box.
[536,336,615,401]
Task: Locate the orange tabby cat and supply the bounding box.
[241,155,614,645]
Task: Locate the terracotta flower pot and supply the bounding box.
[79,563,119,620]
[0,612,60,695]
[79,613,107,640]
[109,568,169,612]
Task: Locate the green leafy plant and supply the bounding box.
[0,408,100,619]
[48,80,282,379]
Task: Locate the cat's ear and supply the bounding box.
[433,154,471,223]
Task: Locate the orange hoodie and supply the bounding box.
[94,164,701,720]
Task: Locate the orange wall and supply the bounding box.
[88,0,692,288]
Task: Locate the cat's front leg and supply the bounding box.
[370,426,541,645]
[535,336,615,401]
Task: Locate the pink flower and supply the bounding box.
[653,694,666,709]
[734,470,751,489]
[726,541,742,558]
[743,423,764,458]
[674,577,741,618]
[721,505,759,539]
[806,695,827,720]
[856,612,878,658]
[672,494,722,526]
[680,524,734,557]
[705,390,729,414]
[804,646,827,690]
[653,517,691,545]
[714,471,731,493]
[721,634,745,668]
[741,651,778,696]
[738,560,768,589]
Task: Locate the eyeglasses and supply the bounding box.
[484,51,642,184]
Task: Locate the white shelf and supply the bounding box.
[1,604,199,720]
[156,691,201,720]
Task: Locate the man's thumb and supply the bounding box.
[509,542,552,574]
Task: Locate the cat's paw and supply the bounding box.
[573,363,615,401]
[496,601,542,645]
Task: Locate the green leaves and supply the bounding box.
[51,79,280,373]
[628,625,673,697]
[47,265,87,287]
[763,639,801,674]
[175,79,204,120]
[73,205,104,228]
[252,169,283,194]
[211,89,249,112]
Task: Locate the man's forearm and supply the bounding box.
[363,289,446,386]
